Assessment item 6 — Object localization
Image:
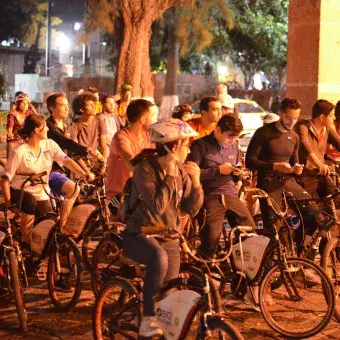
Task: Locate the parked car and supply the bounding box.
[191,98,267,151]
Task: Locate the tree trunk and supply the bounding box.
[116,20,148,97]
[115,0,180,98]
[159,24,180,119]
[140,26,154,98]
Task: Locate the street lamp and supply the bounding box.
[74,22,81,31]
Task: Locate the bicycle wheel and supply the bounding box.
[91,233,122,297]
[47,235,83,311]
[194,314,243,340]
[321,237,340,322]
[93,277,142,340]
[260,257,335,338]
[8,250,28,333]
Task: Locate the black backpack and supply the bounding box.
[119,156,163,223]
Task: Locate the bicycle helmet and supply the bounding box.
[149,118,198,143]
[15,93,31,103]
[263,112,280,124]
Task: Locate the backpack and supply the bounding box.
[118,156,163,223]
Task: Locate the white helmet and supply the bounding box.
[263,112,280,125]
[149,118,198,143]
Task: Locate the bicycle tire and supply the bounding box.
[260,257,335,338]
[93,277,141,340]
[8,250,28,333]
[91,233,122,297]
[47,235,83,311]
[321,237,340,322]
[195,314,244,340]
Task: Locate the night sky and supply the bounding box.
[52,0,85,27]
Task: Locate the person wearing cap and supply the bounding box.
[216,83,235,115]
[7,93,34,155]
[188,114,256,257]
[171,104,194,121]
[121,118,203,337]
[263,112,280,125]
[116,84,132,126]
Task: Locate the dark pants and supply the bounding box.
[122,232,180,316]
[199,195,256,257]
[258,174,326,251]
[10,188,52,217]
[297,174,339,238]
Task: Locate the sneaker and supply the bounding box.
[54,278,74,292]
[295,269,321,285]
[139,316,163,337]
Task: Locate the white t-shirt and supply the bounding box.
[4,139,68,200]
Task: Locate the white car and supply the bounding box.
[191,98,267,151]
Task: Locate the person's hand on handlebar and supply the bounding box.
[86,172,95,182]
[293,163,304,175]
[87,148,105,162]
[273,162,293,174]
[319,164,332,176]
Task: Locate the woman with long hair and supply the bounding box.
[0,115,89,247]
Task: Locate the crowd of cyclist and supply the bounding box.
[0,83,340,337]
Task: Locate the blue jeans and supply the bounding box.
[122,231,180,316]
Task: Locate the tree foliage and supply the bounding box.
[226,0,288,88]
[0,0,36,42]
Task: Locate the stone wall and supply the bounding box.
[152,74,219,106]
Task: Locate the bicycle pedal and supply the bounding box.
[36,261,48,281]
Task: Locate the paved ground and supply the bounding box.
[0,271,339,340]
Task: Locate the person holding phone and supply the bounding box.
[187,114,256,258]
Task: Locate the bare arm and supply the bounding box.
[99,135,109,160]
[63,158,88,178]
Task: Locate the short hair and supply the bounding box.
[101,95,115,105]
[217,114,243,135]
[279,98,301,114]
[46,93,66,114]
[199,96,220,113]
[72,93,96,116]
[312,99,335,119]
[127,99,154,123]
[172,104,193,120]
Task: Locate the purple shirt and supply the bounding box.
[187,133,240,197]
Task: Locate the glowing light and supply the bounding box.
[74,22,81,31]
[217,65,228,78]
[102,41,107,47]
[56,35,71,53]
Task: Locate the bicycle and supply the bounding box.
[92,227,245,339]
[0,203,28,332]
[184,187,336,339]
[62,159,121,272]
[283,183,340,322]
[9,171,84,311]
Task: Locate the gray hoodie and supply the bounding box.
[126,157,204,234]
